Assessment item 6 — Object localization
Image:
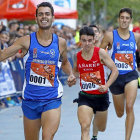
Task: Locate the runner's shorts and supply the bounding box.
[109,70,138,95]
[22,98,62,120]
[78,91,110,114]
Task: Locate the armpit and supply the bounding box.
[59,54,63,62]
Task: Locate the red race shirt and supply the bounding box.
[77,47,108,95]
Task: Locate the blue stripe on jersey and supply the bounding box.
[22,33,63,101]
[112,30,137,75]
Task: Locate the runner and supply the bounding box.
[73,26,118,140]
[99,7,140,140]
[89,24,101,48]
[73,24,102,140]
[0,2,76,140]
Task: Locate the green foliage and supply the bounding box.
[107,0,140,21]
[77,0,140,26]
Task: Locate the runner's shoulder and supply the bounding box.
[133,32,140,43]
[58,37,67,51]
[13,35,30,50]
[58,36,66,45]
[104,31,113,40]
[99,48,108,58]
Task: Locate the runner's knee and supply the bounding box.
[81,123,90,133]
[42,130,55,140]
[96,120,106,132]
[98,125,106,132]
[126,103,133,113]
[116,110,124,118]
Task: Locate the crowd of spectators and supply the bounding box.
[0,20,38,50]
[0,20,81,53]
[0,20,116,53]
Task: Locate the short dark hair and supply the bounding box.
[36,2,54,17]
[119,7,132,19]
[89,24,100,32]
[0,31,9,36]
[9,22,16,29]
[80,26,95,38]
[0,25,6,33]
[17,27,24,31]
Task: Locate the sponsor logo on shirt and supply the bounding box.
[130,42,134,49]
[50,49,55,58]
[78,63,100,68]
[122,44,129,46]
[93,60,98,63]
[40,51,49,54]
[117,42,120,49]
[33,48,37,58]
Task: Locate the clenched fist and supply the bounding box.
[98,85,108,93]
[67,75,76,87]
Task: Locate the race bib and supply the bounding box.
[115,53,133,70]
[29,62,55,87]
[81,71,102,91]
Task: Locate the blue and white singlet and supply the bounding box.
[22,33,63,101]
[108,29,137,75]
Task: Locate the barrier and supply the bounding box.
[0,61,16,97]
[9,58,24,92]
[0,61,18,107]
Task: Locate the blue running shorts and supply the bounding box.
[21,98,62,120]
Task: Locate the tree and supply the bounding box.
[77,0,140,28]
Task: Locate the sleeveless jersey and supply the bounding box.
[108,29,137,75]
[77,47,108,95]
[22,33,63,101]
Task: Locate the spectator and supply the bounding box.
[106,25,114,32]
[52,25,58,33]
[0,31,9,49]
[29,24,37,33]
[17,27,25,37]
[9,21,19,33]
[24,24,30,35]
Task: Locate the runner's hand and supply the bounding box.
[0,22,3,31]
[67,75,76,87]
[98,85,108,93]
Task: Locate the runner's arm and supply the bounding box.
[0,22,28,61]
[0,36,29,61]
[59,37,76,87]
[73,53,79,78]
[100,32,113,50]
[135,33,140,53]
[99,49,119,88]
[59,38,74,76]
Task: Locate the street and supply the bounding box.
[0,83,140,140]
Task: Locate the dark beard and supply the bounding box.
[39,24,52,30]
